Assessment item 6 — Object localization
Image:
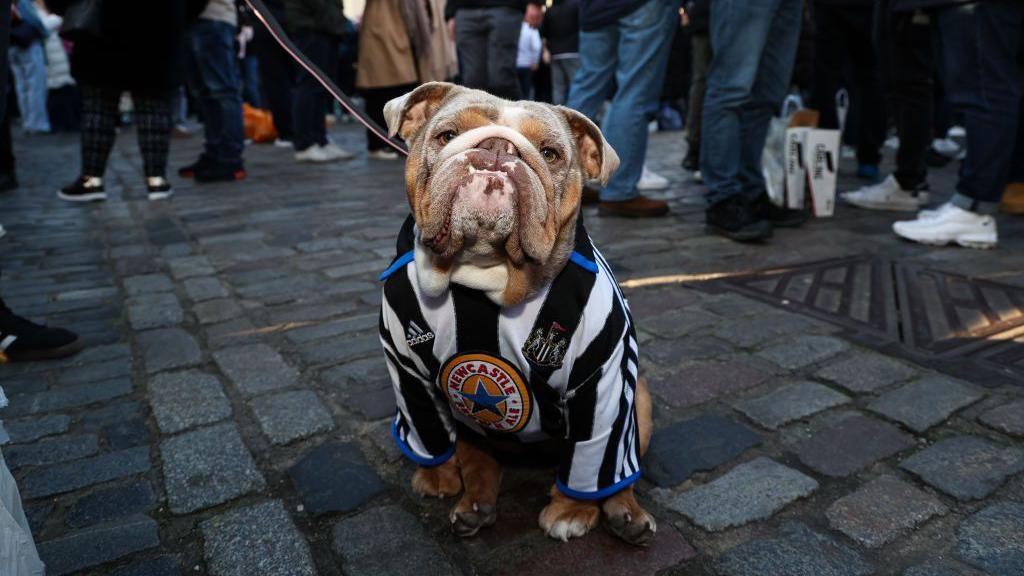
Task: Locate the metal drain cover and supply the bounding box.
[710,256,1024,386]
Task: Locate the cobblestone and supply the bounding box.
[249,389,334,444]
[643,414,761,487]
[213,343,298,396]
[4,414,70,443]
[648,358,772,408]
[5,433,99,469]
[127,293,184,330]
[826,475,948,548]
[184,276,230,301]
[161,423,265,513]
[149,370,232,434]
[202,500,317,576]
[956,502,1024,576]
[193,298,243,325]
[900,436,1024,501]
[4,378,132,416]
[815,351,919,392]
[755,335,849,370]
[715,521,874,576]
[867,375,983,432]
[979,400,1024,437]
[661,457,818,531]
[65,481,156,528]
[733,380,849,430]
[110,556,181,576]
[139,328,202,373]
[332,505,457,576]
[37,515,160,575]
[123,274,174,296]
[288,442,385,515]
[796,413,915,477]
[20,446,151,499]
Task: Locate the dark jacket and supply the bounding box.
[579,0,649,32]
[444,0,543,20]
[47,0,204,95]
[891,0,978,11]
[686,0,709,33]
[283,0,347,35]
[541,0,580,56]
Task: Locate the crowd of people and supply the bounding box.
[0,0,1022,363]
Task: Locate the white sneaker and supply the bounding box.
[893,203,997,249]
[274,139,293,148]
[931,138,960,157]
[917,202,952,221]
[368,149,400,161]
[320,143,355,161]
[948,125,966,138]
[295,145,332,163]
[840,175,929,212]
[637,165,669,191]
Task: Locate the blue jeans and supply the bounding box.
[567,0,677,202]
[8,42,49,133]
[700,0,802,206]
[184,19,245,166]
[936,1,1022,214]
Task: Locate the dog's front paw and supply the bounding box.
[538,488,599,542]
[450,498,497,537]
[602,489,657,546]
[412,462,462,498]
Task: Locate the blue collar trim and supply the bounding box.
[380,249,598,281]
[379,250,415,281]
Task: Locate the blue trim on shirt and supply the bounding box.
[390,420,455,467]
[555,469,641,500]
[379,250,415,281]
[569,251,599,274]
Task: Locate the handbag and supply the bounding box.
[59,0,103,40]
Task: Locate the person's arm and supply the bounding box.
[308,0,347,36]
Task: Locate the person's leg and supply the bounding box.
[133,92,173,179]
[550,59,566,105]
[566,26,617,121]
[79,85,118,178]
[23,42,50,132]
[488,8,524,100]
[188,20,244,168]
[938,1,1022,213]
[810,2,844,131]
[883,9,933,191]
[254,7,294,141]
[700,0,777,206]
[455,9,490,92]
[846,5,886,168]
[599,0,678,202]
[685,33,710,161]
[558,57,581,106]
[517,67,533,100]
[8,47,30,130]
[292,30,333,151]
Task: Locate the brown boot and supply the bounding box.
[1000,183,1024,215]
[598,195,669,218]
[582,185,600,205]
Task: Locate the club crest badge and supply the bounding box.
[523,322,568,369]
[440,353,532,433]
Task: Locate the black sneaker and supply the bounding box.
[753,193,810,228]
[0,304,83,362]
[194,163,246,183]
[682,149,699,172]
[58,176,107,202]
[706,196,773,242]
[178,155,213,178]
[147,177,173,201]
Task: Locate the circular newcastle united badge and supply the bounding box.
[440,352,532,433]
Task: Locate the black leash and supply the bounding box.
[242,0,409,156]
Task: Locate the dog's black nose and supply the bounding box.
[477,137,520,158]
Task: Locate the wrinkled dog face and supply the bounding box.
[384,82,618,304]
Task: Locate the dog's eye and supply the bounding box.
[541,147,560,163]
[436,130,457,145]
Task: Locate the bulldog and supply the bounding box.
[378,82,655,545]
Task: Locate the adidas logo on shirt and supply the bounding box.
[405,320,435,346]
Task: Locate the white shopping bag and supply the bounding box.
[803,129,841,217]
[784,126,811,209]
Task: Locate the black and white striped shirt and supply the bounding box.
[379,216,641,500]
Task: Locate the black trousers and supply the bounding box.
[80,86,172,178]
[361,83,416,151]
[291,29,337,151]
[812,2,886,166]
[253,2,295,141]
[876,3,934,190]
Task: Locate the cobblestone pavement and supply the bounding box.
[1,122,1023,576]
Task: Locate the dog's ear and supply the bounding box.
[556,107,620,185]
[384,82,459,141]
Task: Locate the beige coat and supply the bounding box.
[356,0,456,90]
